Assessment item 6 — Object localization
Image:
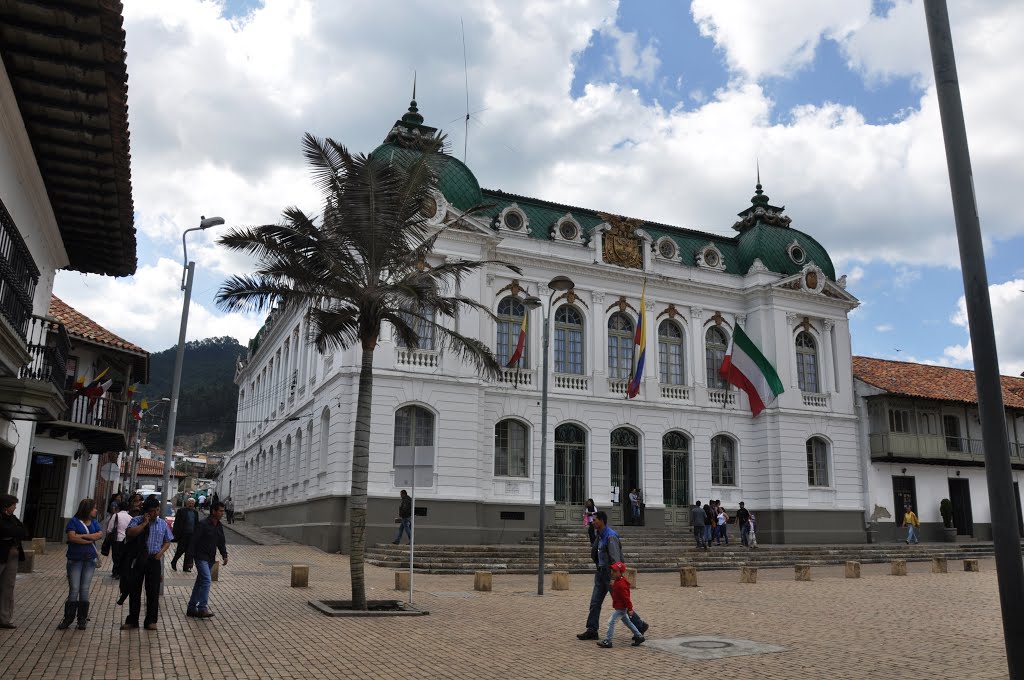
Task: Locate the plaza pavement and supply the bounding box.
[0,533,1010,680]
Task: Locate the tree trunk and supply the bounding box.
[349,345,375,610]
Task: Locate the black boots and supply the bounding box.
[76,602,89,630]
[56,601,76,630]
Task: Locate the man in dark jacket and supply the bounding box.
[0,493,28,629]
[392,490,413,545]
[186,501,228,618]
[170,498,199,572]
[576,511,648,640]
[736,502,752,547]
[690,500,707,550]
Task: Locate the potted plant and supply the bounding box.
[940,498,957,542]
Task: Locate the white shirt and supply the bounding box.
[717,510,727,526]
[107,510,132,541]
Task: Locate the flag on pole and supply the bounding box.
[127,383,137,400]
[75,366,110,396]
[132,402,142,421]
[719,325,785,416]
[506,312,527,368]
[626,283,646,399]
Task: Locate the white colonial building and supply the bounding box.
[218,99,861,551]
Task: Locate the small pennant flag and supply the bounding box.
[719,325,785,416]
[506,312,527,368]
[127,383,137,400]
[132,402,142,421]
[140,399,149,411]
[626,283,646,399]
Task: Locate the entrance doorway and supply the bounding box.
[662,431,690,527]
[0,445,12,494]
[610,428,640,526]
[24,453,68,541]
[891,476,917,532]
[948,478,973,536]
[1015,482,1023,538]
[553,424,586,525]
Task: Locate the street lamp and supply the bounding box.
[524,274,574,595]
[160,216,225,517]
[128,397,170,492]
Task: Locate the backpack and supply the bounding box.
[122,522,151,571]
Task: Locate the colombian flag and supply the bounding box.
[626,283,646,399]
[506,312,527,368]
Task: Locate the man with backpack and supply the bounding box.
[121,497,173,630]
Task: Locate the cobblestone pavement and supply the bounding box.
[0,543,1009,679]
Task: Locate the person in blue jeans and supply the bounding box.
[58,498,103,630]
[187,501,229,618]
[393,490,413,544]
[577,512,648,640]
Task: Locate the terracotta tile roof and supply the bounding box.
[49,295,147,355]
[120,458,185,478]
[852,356,1024,410]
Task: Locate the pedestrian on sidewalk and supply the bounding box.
[628,488,640,526]
[187,501,228,619]
[596,561,645,648]
[0,494,28,630]
[393,490,413,545]
[690,500,707,550]
[903,505,920,544]
[121,496,173,631]
[736,502,751,547]
[106,495,135,579]
[576,511,648,641]
[115,494,143,601]
[703,502,714,546]
[716,504,730,546]
[57,499,103,630]
[584,499,598,544]
[224,496,235,524]
[171,498,199,573]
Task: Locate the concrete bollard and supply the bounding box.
[17,549,34,574]
[625,567,637,588]
[290,564,308,587]
[794,564,811,581]
[931,557,948,574]
[845,561,861,579]
[551,571,570,591]
[212,562,220,582]
[740,566,757,584]
[395,571,410,590]
[964,559,980,572]
[31,538,45,556]
[890,560,907,576]
[474,571,492,592]
[679,566,698,587]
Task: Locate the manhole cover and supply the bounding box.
[309,599,429,617]
[680,640,734,650]
[647,636,786,660]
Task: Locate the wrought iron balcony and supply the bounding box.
[0,198,39,341]
[0,315,70,421]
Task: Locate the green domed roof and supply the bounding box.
[736,222,835,280]
[371,142,483,211]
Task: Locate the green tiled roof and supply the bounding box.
[736,222,836,280]
[371,143,482,211]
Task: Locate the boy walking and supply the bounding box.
[597,562,645,648]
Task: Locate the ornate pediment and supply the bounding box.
[598,212,644,269]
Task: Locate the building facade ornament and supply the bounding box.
[597,212,644,269]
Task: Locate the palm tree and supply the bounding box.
[216,132,518,609]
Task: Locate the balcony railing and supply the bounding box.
[660,384,691,401]
[802,392,830,408]
[0,198,40,340]
[18,315,69,394]
[608,379,629,396]
[497,368,534,387]
[869,432,1023,462]
[554,373,589,391]
[708,388,736,406]
[62,390,128,432]
[395,347,439,369]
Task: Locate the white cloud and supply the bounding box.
[875,324,893,332]
[943,279,1024,377]
[602,25,661,83]
[893,267,921,288]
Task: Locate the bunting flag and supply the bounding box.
[127,383,138,400]
[132,402,142,421]
[719,325,785,416]
[626,283,646,399]
[84,379,113,413]
[506,313,527,368]
[75,366,110,396]
[140,399,149,411]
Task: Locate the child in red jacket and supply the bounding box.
[597,561,645,648]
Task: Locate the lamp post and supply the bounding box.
[523,274,574,596]
[128,397,170,492]
[160,216,225,517]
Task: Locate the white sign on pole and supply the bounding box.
[100,462,120,482]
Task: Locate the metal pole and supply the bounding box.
[537,304,550,595]
[409,475,416,604]
[161,261,195,517]
[924,3,1024,675]
[129,415,142,492]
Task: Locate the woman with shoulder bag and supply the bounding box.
[106,494,137,579]
[57,498,103,630]
[0,494,28,629]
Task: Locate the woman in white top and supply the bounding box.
[107,493,140,579]
[716,506,730,546]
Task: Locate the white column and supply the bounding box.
[690,308,704,386]
[642,297,657,399]
[786,313,800,389]
[822,319,835,393]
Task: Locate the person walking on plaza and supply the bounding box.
[0,494,28,629]
[736,502,751,547]
[628,488,640,526]
[703,502,714,547]
[121,497,174,630]
[224,496,235,524]
[596,561,645,648]
[115,494,143,602]
[583,499,598,544]
[690,500,707,550]
[187,501,229,619]
[57,499,103,630]
[903,505,920,544]
[715,504,730,546]
[393,490,413,544]
[106,494,138,579]
[577,511,647,641]
[171,498,200,572]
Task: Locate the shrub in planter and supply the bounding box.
[939,498,954,528]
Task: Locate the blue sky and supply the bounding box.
[53,0,1024,377]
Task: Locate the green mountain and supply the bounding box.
[137,336,243,452]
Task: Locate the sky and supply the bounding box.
[52,0,1024,378]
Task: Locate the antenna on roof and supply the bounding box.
[461,17,470,163]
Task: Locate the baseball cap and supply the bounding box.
[611,561,626,572]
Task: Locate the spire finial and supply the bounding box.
[756,159,761,188]
[412,70,417,101]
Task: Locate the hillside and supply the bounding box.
[137,336,243,452]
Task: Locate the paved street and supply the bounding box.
[0,542,1010,679]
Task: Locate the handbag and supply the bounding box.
[100,513,118,556]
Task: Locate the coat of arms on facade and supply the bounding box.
[598,212,644,269]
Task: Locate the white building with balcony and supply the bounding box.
[217,100,861,551]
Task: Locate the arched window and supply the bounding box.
[711,435,736,486]
[806,437,829,487]
[662,431,690,508]
[319,408,331,474]
[295,428,303,481]
[497,297,528,368]
[554,306,584,374]
[285,435,293,485]
[658,320,685,385]
[796,331,819,393]
[397,306,436,350]
[705,327,729,390]
[394,405,435,487]
[276,441,283,488]
[494,419,529,477]
[305,421,314,480]
[607,313,634,380]
[554,424,586,505]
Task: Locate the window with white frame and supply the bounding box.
[497,296,528,368]
[397,306,436,350]
[806,436,829,487]
[319,408,331,473]
[607,312,634,380]
[554,305,584,374]
[658,320,685,385]
[888,408,912,433]
[711,434,736,486]
[394,405,435,487]
[494,419,529,477]
[796,331,819,393]
[705,327,729,390]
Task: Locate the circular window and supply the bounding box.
[658,239,676,259]
[421,196,437,219]
[504,211,523,230]
[790,245,805,264]
[558,220,578,240]
[703,249,720,267]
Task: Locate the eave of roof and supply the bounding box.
[49,295,149,382]
[852,355,1024,411]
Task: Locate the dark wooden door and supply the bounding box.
[1015,482,1023,538]
[947,478,973,535]
[891,476,917,525]
[24,454,68,541]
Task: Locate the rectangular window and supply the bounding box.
[943,415,962,452]
[659,341,684,385]
[797,352,818,392]
[706,347,727,389]
[555,328,583,374]
[888,409,911,433]
[806,439,829,487]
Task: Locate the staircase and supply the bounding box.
[364,526,999,575]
